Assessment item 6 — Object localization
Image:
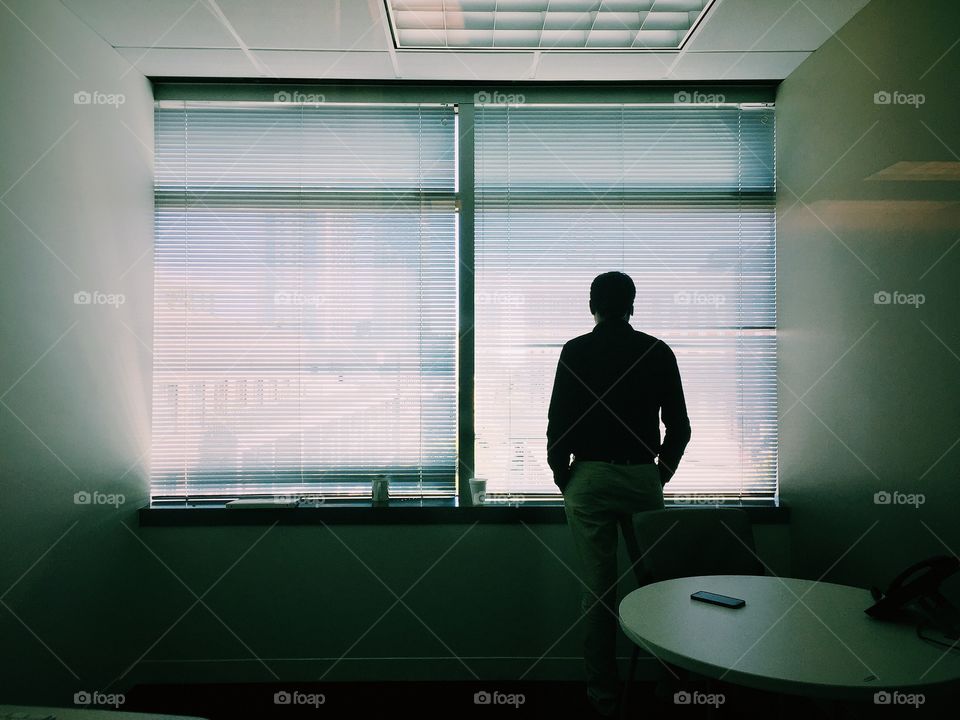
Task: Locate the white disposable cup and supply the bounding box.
[469,477,487,505]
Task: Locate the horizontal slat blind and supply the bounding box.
[474,104,777,501]
[152,102,458,501]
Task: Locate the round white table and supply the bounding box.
[619,575,960,700]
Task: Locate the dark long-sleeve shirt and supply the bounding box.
[546,318,691,491]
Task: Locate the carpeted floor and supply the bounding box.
[121,679,957,719]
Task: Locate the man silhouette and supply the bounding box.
[547,271,691,717]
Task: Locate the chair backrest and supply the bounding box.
[621,507,764,585]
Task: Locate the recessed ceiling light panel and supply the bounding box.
[384,0,718,50]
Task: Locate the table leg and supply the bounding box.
[620,646,639,720]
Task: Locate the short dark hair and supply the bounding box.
[589,271,636,318]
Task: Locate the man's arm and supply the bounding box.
[547,344,580,492]
[657,345,691,485]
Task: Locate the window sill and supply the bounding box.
[138,501,788,526]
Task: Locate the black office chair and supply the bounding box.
[617,507,764,716]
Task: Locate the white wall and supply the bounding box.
[0,0,153,702]
[776,0,960,588]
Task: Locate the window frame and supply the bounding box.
[150,81,779,509]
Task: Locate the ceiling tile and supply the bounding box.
[115,47,257,76]
[251,49,400,78]
[396,51,536,79]
[687,0,872,52]
[215,0,387,51]
[62,0,236,48]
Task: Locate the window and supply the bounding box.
[474,104,777,502]
[152,102,458,501]
[150,91,777,505]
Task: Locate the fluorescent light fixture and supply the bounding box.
[384,0,718,50]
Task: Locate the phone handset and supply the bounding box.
[866,555,960,639]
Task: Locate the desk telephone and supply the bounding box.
[866,555,960,640]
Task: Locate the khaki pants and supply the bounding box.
[562,460,664,713]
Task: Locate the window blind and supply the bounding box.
[151,102,458,501]
[474,104,777,502]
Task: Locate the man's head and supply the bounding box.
[589,271,635,322]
